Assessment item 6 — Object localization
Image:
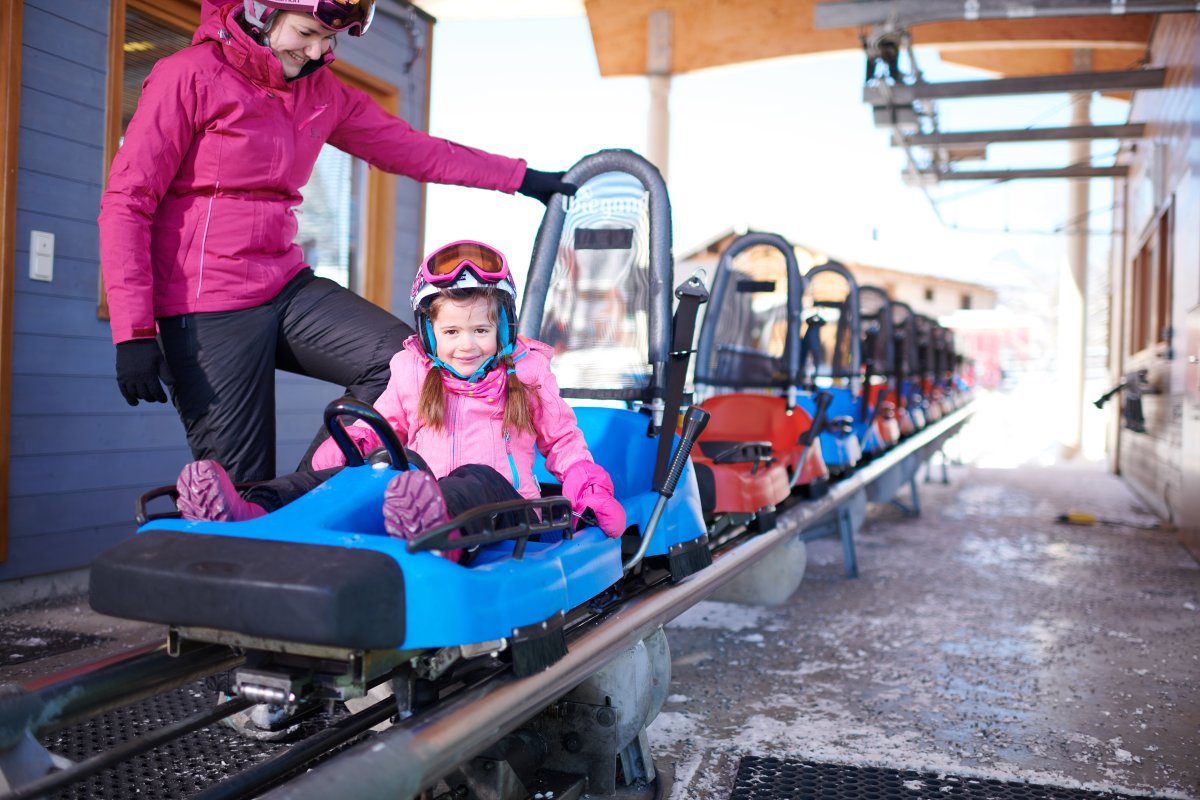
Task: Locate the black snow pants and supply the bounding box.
[157,269,413,483]
[244,463,523,530]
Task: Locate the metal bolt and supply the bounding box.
[562,732,583,753]
[595,707,616,727]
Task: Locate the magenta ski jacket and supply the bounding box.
[99,0,526,343]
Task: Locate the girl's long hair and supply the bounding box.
[417,287,536,434]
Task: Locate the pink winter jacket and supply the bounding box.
[325,337,600,502]
[98,0,526,343]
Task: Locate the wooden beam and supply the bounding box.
[583,0,1152,77]
[0,0,21,561]
[896,123,1146,146]
[915,165,1129,181]
[865,67,1165,103]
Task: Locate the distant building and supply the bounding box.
[676,229,997,320]
[677,228,1009,388]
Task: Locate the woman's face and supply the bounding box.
[432,295,499,376]
[266,12,335,79]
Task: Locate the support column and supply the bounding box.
[1057,48,1092,457]
[646,10,672,182]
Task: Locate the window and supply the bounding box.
[118,10,192,138]
[961,293,972,310]
[924,287,935,302]
[1128,200,1173,355]
[102,0,398,316]
[297,150,367,292]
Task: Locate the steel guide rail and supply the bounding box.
[263,405,975,800]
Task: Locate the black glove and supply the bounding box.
[115,339,168,406]
[517,168,577,205]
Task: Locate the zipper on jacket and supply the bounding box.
[195,180,220,299]
[504,429,519,491]
[300,104,329,129]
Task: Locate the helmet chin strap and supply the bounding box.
[422,306,517,383]
[430,354,496,383]
[422,316,516,383]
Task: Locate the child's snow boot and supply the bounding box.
[382,471,462,562]
[176,460,267,522]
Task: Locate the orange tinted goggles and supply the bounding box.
[421,241,510,284]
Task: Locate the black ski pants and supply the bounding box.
[158,269,413,483]
[245,463,523,526]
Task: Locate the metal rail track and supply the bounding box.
[0,405,973,800]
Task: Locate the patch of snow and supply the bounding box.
[668,601,771,632]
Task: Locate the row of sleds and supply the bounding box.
[89,149,974,703]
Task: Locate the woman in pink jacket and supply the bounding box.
[99,0,574,484]
[174,240,627,559]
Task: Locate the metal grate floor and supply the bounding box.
[732,757,1155,800]
[40,681,348,799]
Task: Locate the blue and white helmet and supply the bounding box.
[410,240,519,382]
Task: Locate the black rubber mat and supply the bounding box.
[732,756,1153,800]
[40,681,349,799]
[0,624,113,666]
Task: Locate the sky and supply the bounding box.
[421,12,1132,302]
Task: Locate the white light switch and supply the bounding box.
[30,231,54,282]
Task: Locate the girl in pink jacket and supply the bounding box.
[100,0,575,485]
[174,240,626,560]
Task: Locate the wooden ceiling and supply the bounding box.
[580,0,1152,78]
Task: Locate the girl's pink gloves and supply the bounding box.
[311,426,383,471]
[561,461,627,538]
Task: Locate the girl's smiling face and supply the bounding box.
[432,295,499,376]
[266,12,335,79]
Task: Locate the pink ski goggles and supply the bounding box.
[419,240,510,285]
[265,0,374,36]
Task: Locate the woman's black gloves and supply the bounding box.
[116,339,168,406]
[518,168,578,205]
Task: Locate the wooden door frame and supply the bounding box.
[0,0,23,561]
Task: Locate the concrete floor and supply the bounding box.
[2,391,1198,799]
[650,454,1200,799]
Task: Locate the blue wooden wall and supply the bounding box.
[1,0,432,582]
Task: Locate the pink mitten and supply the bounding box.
[561,461,627,538]
[311,426,382,470]
[588,494,627,538]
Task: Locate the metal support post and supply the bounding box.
[923,448,950,484]
[890,473,921,517]
[646,10,672,182]
[836,505,859,579]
